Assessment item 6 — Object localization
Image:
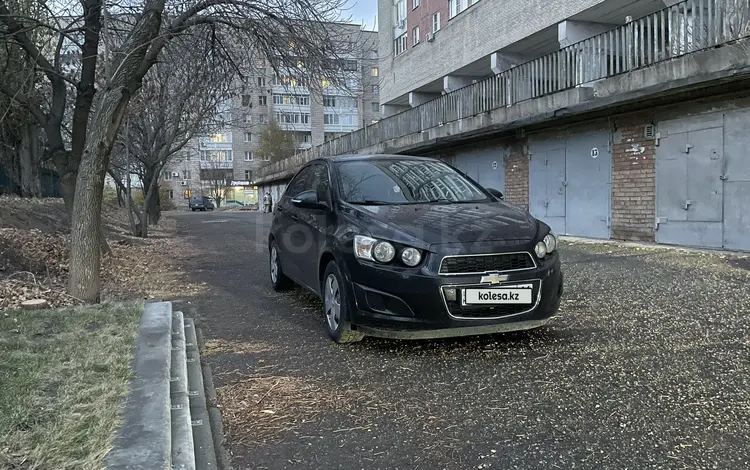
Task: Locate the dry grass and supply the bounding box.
[202,338,276,356]
[216,374,368,446]
[0,302,142,470]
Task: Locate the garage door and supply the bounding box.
[656,110,750,251]
[528,129,612,238]
[453,146,506,193]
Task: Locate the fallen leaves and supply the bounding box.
[0,197,205,310]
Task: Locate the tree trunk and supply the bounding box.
[142,166,161,225]
[18,122,41,197]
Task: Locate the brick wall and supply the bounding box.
[610,117,656,242]
[504,148,529,211]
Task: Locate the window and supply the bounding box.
[275,112,311,124]
[244,151,253,161]
[257,76,266,87]
[302,134,312,143]
[323,95,336,107]
[321,79,330,87]
[259,114,269,124]
[164,171,173,181]
[396,0,406,22]
[245,114,252,124]
[241,94,251,106]
[273,94,311,106]
[372,102,379,112]
[372,85,379,94]
[366,50,378,59]
[209,133,227,143]
[168,190,174,199]
[183,170,191,180]
[413,0,419,8]
[324,114,340,125]
[200,150,233,162]
[394,33,407,56]
[244,132,252,142]
[413,26,420,45]
[263,154,271,161]
[284,166,312,198]
[432,12,441,33]
[258,95,267,106]
[371,67,379,77]
[245,170,252,180]
[337,160,489,204]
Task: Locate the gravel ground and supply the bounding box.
[171,211,750,470]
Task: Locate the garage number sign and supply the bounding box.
[591,147,599,159]
[492,161,498,169]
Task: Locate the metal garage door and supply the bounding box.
[473,148,505,193]
[529,129,612,238]
[656,110,750,251]
[452,147,505,193]
[565,131,612,239]
[529,141,566,235]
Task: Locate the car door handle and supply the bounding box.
[291,214,299,221]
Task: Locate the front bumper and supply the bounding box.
[344,251,563,339]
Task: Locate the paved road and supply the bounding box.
[171,210,750,470]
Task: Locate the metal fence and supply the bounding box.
[258,0,750,180]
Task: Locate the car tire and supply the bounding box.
[269,240,292,291]
[322,261,365,344]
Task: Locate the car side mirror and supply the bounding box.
[292,190,329,210]
[487,188,504,200]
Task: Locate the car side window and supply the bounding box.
[284,166,313,199]
[312,164,331,202]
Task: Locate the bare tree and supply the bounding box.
[1,0,368,302]
[256,119,298,163]
[118,35,233,226]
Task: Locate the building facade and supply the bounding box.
[377,0,682,114]
[162,24,381,207]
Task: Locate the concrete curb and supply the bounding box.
[171,311,196,470]
[185,319,219,469]
[105,301,173,470]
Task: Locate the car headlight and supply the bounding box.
[401,247,422,267]
[373,241,396,263]
[543,231,558,253]
[354,235,421,266]
[534,241,547,258]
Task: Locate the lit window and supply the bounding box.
[321,79,330,87]
[371,67,379,77]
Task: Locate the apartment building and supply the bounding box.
[163,23,381,207]
[378,0,677,114]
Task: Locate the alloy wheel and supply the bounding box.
[270,246,278,283]
[325,273,341,331]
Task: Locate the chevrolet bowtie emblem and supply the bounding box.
[481,272,508,285]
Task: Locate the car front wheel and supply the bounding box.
[269,240,292,291]
[322,261,364,344]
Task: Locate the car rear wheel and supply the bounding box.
[269,240,292,291]
[322,262,364,344]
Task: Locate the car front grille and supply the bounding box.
[439,252,535,275]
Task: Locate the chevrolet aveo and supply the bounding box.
[268,154,564,343]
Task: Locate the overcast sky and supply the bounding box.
[343,0,378,31]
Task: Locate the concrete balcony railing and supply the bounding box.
[257,0,750,182]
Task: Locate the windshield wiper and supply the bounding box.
[424,198,456,204]
[349,199,393,205]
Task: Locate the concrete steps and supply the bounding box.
[106,302,223,470]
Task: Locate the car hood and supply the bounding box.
[340,201,539,248]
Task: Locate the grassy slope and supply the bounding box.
[0,302,142,470]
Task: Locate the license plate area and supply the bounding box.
[461,283,534,306]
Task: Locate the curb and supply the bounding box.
[105,302,172,470]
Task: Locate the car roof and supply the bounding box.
[312,154,438,164]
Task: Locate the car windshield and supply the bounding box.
[336,159,491,205]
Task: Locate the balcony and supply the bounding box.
[256,0,750,182]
